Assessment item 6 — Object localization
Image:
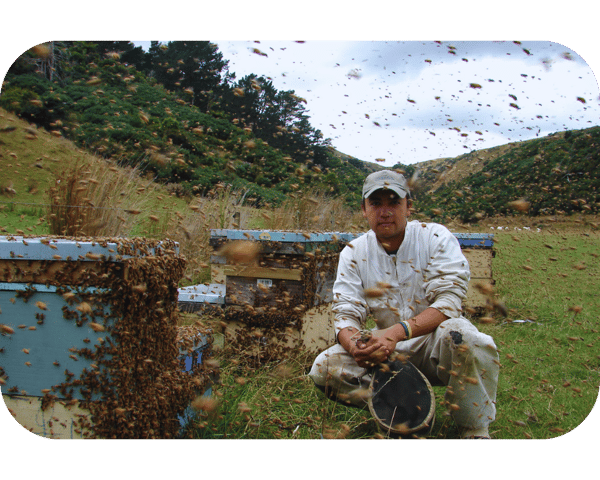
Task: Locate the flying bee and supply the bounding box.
[31,43,51,58]
[76,302,93,314]
[508,199,530,212]
[251,48,267,57]
[363,287,386,298]
[86,76,102,86]
[1,324,15,334]
[217,241,260,265]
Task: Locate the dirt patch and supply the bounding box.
[418,143,514,193]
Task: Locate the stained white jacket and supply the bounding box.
[332,220,470,336]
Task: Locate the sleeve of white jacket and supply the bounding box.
[331,244,368,338]
[423,224,470,319]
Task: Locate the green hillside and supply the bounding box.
[409,127,600,223]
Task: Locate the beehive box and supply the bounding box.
[178,283,225,314]
[2,328,211,439]
[209,229,357,354]
[0,235,212,439]
[209,229,353,307]
[175,325,213,432]
[453,233,495,311]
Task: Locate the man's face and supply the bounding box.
[362,189,410,246]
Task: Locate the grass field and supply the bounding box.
[485,230,599,438]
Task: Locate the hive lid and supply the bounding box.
[177,284,225,304]
[452,233,494,248]
[0,236,179,261]
[210,230,493,247]
[210,229,360,243]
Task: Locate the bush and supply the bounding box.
[3,73,51,95]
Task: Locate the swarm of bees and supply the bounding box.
[2,41,597,442]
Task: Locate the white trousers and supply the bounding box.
[309,317,499,433]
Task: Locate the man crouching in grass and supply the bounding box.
[309,170,499,439]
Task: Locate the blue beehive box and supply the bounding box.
[452,233,495,310]
[0,236,128,400]
[0,282,110,399]
[0,235,211,438]
[176,327,212,432]
[453,232,494,249]
[178,283,225,313]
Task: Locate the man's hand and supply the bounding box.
[340,325,404,368]
[349,339,387,368]
[338,309,449,369]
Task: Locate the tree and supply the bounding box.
[222,74,330,164]
[146,41,230,112]
[4,42,71,83]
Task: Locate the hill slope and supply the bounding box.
[407,127,600,223]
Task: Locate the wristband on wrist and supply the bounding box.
[399,320,412,340]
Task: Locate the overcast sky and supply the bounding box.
[210,40,600,166]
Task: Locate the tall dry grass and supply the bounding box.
[46,160,155,237]
[146,186,367,285]
[156,186,252,284]
[262,188,365,232]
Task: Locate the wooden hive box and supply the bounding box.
[0,235,211,439]
[209,229,357,354]
[453,233,495,311]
